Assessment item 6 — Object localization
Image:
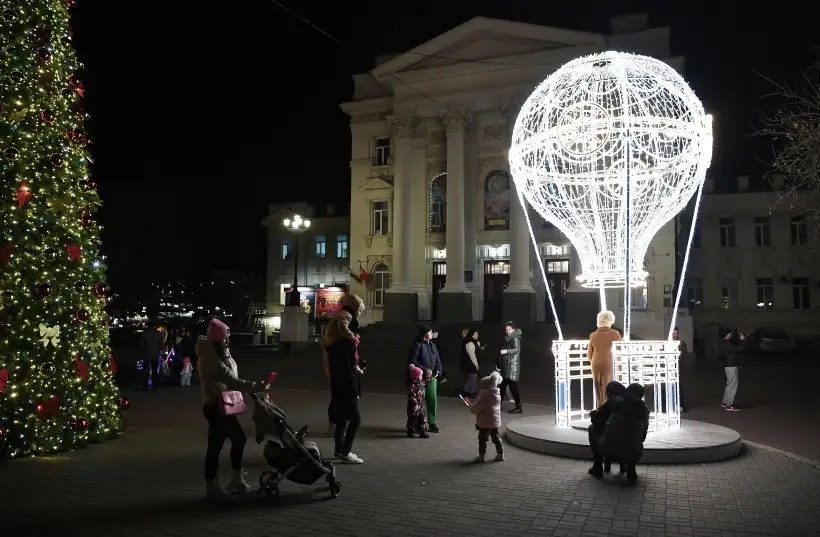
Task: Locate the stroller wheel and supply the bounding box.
[257,484,279,498]
[328,476,341,498]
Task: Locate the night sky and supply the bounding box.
[69,0,817,296]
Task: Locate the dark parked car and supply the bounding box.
[748,327,796,354]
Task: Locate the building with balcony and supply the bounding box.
[262,202,351,318]
[340,14,681,335]
[680,176,820,335]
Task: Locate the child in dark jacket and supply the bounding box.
[406,366,430,438]
[588,381,649,485]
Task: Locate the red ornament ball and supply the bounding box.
[37,48,52,61]
[74,309,90,323]
[72,417,89,431]
[65,0,77,8]
[34,283,53,298]
[50,154,64,167]
[119,397,130,411]
[40,109,56,123]
[92,283,107,298]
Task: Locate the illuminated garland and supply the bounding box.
[0,0,123,459]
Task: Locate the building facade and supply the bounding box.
[341,14,681,334]
[262,203,351,315]
[681,176,820,335]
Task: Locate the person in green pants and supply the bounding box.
[408,324,443,433]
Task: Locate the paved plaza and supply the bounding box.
[2,351,820,536]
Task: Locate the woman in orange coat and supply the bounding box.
[588,310,622,408]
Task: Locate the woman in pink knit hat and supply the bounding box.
[196,317,269,499]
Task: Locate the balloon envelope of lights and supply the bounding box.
[508,51,713,291]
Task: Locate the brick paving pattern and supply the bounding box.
[2,383,820,536]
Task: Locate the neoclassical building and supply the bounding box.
[341,14,680,335]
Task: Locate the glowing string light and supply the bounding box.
[509,51,713,314]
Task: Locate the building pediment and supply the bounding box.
[371,16,605,81]
[358,176,394,192]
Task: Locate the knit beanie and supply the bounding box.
[206,318,229,342]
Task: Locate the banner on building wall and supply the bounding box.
[484,170,511,230]
[316,287,346,319]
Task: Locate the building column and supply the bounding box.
[437,107,472,323]
[383,114,419,322]
[503,179,537,325]
[499,102,536,325]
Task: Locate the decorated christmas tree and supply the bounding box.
[0,0,122,459]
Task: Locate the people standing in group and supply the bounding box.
[197,318,270,498]
[460,329,481,398]
[587,381,649,486]
[409,324,443,433]
[497,321,523,414]
[720,327,744,411]
[406,366,430,439]
[139,319,165,392]
[588,310,622,408]
[468,370,505,463]
[323,294,366,464]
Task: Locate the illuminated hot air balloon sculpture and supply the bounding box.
[508,51,712,431]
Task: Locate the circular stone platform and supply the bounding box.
[506,415,742,464]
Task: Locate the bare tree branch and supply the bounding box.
[751,58,820,246]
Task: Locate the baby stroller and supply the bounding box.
[250,393,341,499]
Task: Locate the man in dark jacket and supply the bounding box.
[409,324,443,433]
[497,321,523,413]
[588,381,649,485]
[720,327,744,411]
[139,320,165,392]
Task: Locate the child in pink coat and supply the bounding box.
[469,370,504,463]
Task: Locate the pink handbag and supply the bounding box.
[220,390,247,416]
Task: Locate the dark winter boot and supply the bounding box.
[588,463,604,478]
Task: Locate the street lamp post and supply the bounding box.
[283,214,310,307]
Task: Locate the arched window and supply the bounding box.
[429,173,447,232]
[373,263,390,307]
[483,170,511,230]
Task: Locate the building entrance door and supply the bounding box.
[483,261,510,322]
[544,258,570,325]
[431,262,446,321]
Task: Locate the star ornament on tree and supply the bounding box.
[15,181,32,208]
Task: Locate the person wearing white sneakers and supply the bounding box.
[323,294,366,464]
[197,318,270,498]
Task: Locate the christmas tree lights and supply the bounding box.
[0,0,122,460]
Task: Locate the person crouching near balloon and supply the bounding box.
[468,370,504,463]
[406,366,430,438]
[587,381,649,486]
